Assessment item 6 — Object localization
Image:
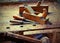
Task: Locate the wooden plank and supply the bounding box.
[7,32,41,43]
[24,29,60,35]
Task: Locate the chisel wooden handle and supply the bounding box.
[13,16,31,22]
[13,16,24,20]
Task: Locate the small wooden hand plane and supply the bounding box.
[22,7,48,25]
[22,13,47,25]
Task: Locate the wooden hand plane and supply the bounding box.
[22,13,47,25]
